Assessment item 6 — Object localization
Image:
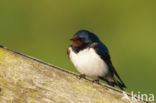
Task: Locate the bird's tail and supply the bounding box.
[99,77,126,90]
[113,78,126,90]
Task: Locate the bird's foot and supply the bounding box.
[92,79,100,84]
[77,74,86,79]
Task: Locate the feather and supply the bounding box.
[92,41,126,89]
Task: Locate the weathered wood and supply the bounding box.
[0,46,149,103]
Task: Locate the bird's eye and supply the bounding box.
[75,38,83,41]
[74,38,81,41]
[80,38,85,41]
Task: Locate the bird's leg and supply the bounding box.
[92,79,100,84]
[77,74,86,79]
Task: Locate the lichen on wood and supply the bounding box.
[0,47,149,103]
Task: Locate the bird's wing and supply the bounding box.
[93,42,126,87]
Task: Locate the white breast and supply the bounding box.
[69,47,108,77]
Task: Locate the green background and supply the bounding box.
[0,0,155,99]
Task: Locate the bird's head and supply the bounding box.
[70,30,99,48]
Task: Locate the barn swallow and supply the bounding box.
[67,30,126,89]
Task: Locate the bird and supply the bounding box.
[67,30,126,90]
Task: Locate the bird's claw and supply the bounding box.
[77,74,86,79]
[92,79,100,84]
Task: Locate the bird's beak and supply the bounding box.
[70,38,74,41]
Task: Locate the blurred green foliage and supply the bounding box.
[0,0,156,97]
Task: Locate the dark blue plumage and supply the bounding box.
[68,30,126,89]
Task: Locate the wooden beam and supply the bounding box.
[0,46,150,103]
